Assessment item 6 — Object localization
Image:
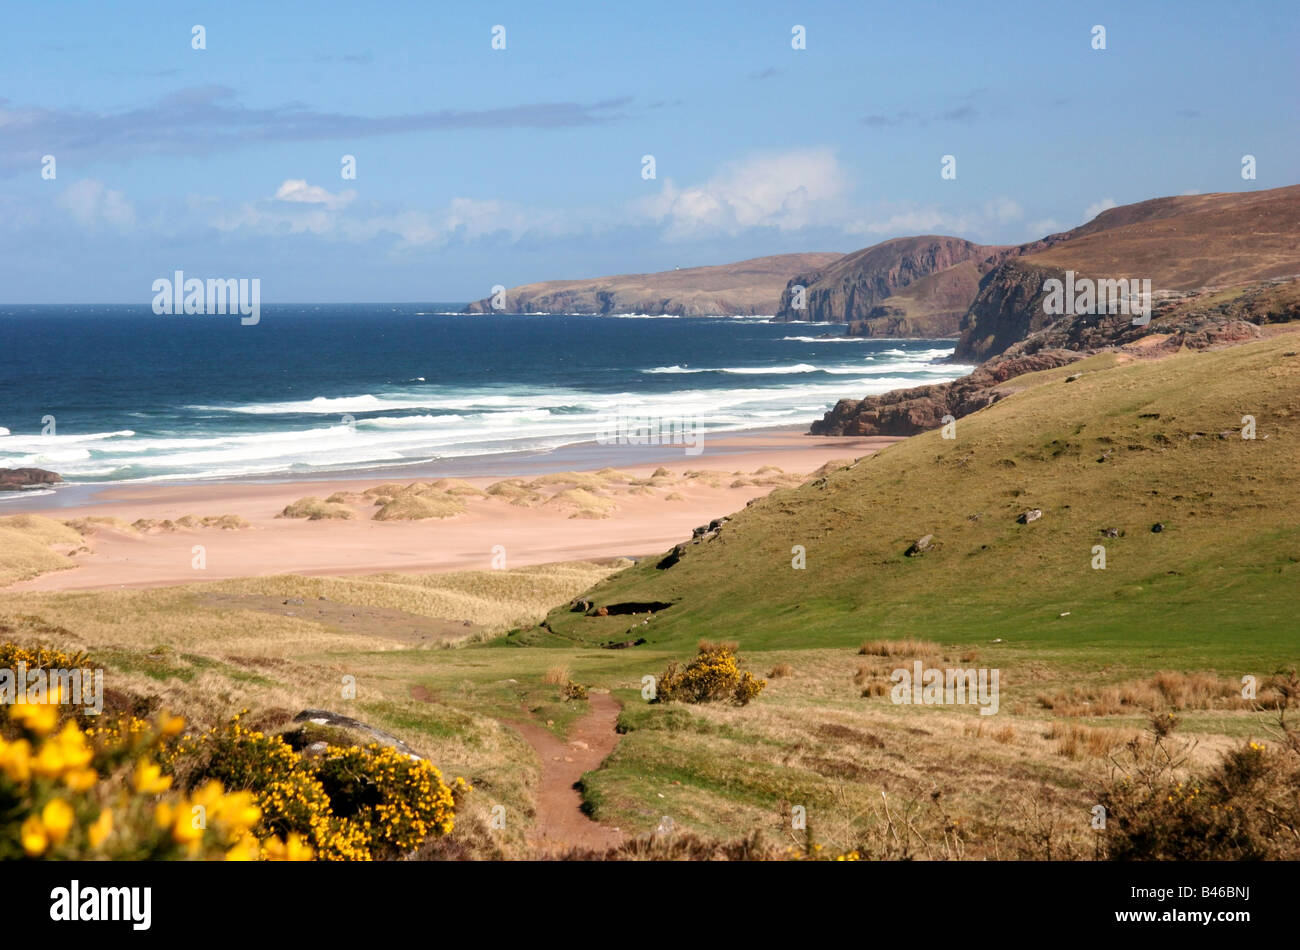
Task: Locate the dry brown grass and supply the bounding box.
[1037,671,1252,716]
[858,638,941,658]
[768,663,793,679]
[962,720,1018,745]
[542,665,572,686]
[1046,721,1137,759]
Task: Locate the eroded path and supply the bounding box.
[505,691,625,854]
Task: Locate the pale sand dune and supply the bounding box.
[8,432,895,592]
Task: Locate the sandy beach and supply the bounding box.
[6,430,896,592]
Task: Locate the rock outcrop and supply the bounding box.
[810,350,1084,436]
[990,276,1299,362]
[290,709,420,758]
[813,275,1300,439]
[0,468,62,491]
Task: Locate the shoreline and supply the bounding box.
[0,423,824,512]
[4,428,898,593]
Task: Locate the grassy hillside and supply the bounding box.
[1027,185,1300,289]
[5,335,1297,857]
[535,332,1300,672]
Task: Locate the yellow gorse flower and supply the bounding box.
[11,696,60,736]
[41,798,75,845]
[21,814,48,856]
[0,737,33,783]
[158,712,186,738]
[87,809,113,848]
[133,759,172,795]
[2,676,465,862]
[261,831,315,861]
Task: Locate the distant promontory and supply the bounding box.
[462,252,843,317]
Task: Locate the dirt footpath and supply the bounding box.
[505,691,625,854]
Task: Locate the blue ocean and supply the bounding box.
[0,305,969,485]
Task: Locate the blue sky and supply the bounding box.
[2,0,1296,302]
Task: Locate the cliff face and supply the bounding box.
[953,260,1064,361]
[845,260,987,338]
[773,236,1001,324]
[813,275,1300,438]
[462,252,843,317]
[956,184,1300,361]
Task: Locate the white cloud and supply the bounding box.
[846,207,975,236]
[1084,197,1118,221]
[640,148,850,238]
[986,197,1023,222]
[273,179,355,210]
[56,179,135,230]
[211,190,551,250]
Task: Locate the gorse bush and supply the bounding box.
[185,713,468,861]
[656,641,766,706]
[0,642,91,672]
[315,744,465,859]
[0,642,468,861]
[0,687,273,860]
[1096,684,1300,860]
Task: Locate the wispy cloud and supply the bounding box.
[845,197,1024,239]
[861,105,979,127]
[312,51,374,65]
[0,87,634,176]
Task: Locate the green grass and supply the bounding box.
[534,336,1300,674]
[4,335,1299,856]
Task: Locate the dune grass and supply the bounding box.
[279,496,355,520]
[372,491,467,521]
[0,514,84,585]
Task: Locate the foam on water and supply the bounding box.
[0,310,966,483]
